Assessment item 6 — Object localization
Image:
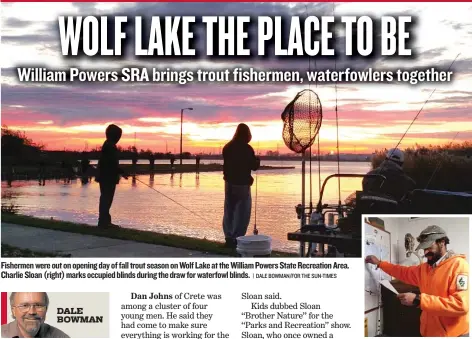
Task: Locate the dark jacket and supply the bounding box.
[362,160,416,201]
[223,140,260,185]
[96,125,123,184]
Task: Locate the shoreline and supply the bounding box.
[121,164,295,175]
[1,164,295,181]
[0,213,296,257]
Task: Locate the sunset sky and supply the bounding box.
[1,2,471,154]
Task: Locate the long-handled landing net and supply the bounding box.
[281,89,322,251]
[282,89,323,154]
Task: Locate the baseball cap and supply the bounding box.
[386,148,405,164]
[415,225,447,251]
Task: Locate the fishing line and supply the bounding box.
[133,176,213,225]
[305,4,314,214]
[314,41,321,198]
[253,141,260,235]
[425,131,460,189]
[386,53,461,160]
[91,164,212,225]
[374,53,461,191]
[315,77,321,198]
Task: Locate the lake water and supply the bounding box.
[2,160,371,253]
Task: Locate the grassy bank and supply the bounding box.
[1,243,71,257]
[1,213,295,257]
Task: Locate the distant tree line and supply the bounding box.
[2,126,194,167]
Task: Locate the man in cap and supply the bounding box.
[95,124,128,228]
[365,225,469,337]
[1,292,69,338]
[362,148,416,202]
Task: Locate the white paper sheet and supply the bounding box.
[380,279,399,295]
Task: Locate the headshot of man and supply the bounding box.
[1,292,69,338]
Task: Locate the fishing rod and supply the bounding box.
[90,164,213,225]
[303,4,322,205]
[425,131,460,189]
[379,53,460,173]
[132,176,213,224]
[315,72,321,203]
[305,4,314,215]
[253,142,260,235]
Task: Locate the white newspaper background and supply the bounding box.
[0,257,364,338]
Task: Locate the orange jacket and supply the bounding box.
[379,254,469,337]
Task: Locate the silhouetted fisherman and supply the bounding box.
[38,158,46,186]
[363,148,416,202]
[170,155,176,173]
[222,123,260,248]
[67,162,75,183]
[195,155,201,174]
[80,152,90,183]
[61,160,67,183]
[131,151,138,176]
[149,153,155,173]
[6,163,14,187]
[96,124,128,228]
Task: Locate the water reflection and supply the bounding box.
[1,161,371,252]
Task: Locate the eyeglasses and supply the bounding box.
[12,304,47,312]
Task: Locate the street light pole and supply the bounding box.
[180,107,193,165]
[180,109,183,165]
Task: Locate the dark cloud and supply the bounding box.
[1,80,295,124]
[2,34,57,45]
[412,93,472,105]
[2,2,383,73]
[2,3,471,133]
[437,90,472,95]
[114,2,322,17]
[4,3,464,77]
[441,19,472,31]
[1,83,137,123]
[3,17,32,28]
[450,57,472,74]
[423,107,472,120]
[1,67,16,77]
[70,3,100,14]
[452,23,470,30]
[384,130,472,140]
[420,47,447,60]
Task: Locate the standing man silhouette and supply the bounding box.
[96,124,128,228]
[196,155,201,174]
[222,123,260,248]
